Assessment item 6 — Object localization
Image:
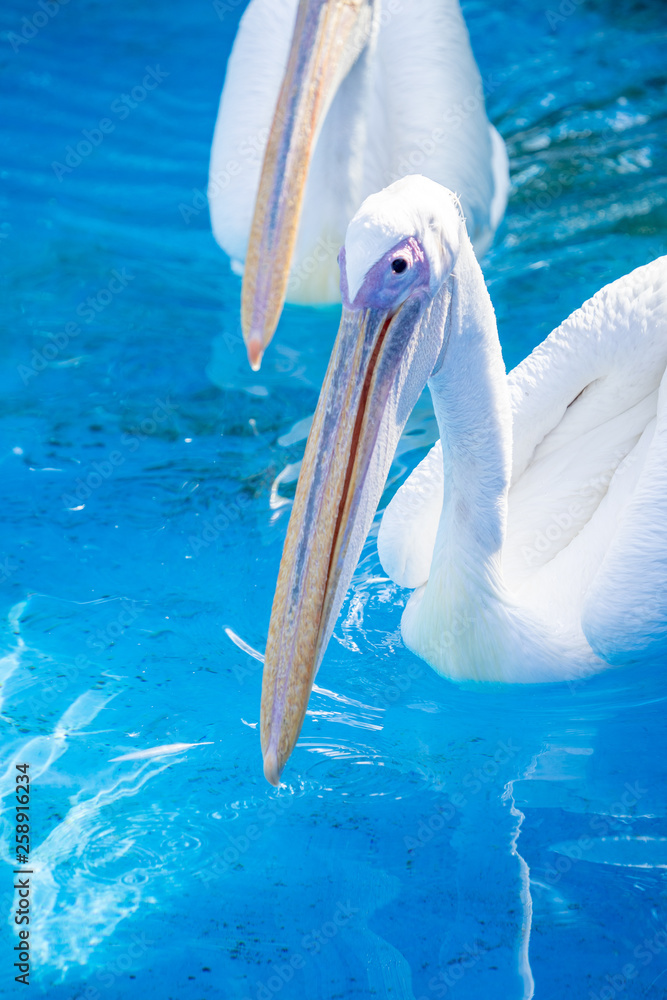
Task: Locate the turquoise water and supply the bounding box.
[1,1,667,997]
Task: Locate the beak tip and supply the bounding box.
[263,747,283,787]
[247,336,264,372]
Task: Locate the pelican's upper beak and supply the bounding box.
[241,0,374,371]
[259,284,446,785]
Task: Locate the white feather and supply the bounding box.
[209,0,509,302]
[374,188,667,679]
[209,0,296,270]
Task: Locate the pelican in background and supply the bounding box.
[259,174,667,785]
[209,0,509,369]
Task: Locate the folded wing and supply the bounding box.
[380,257,667,664]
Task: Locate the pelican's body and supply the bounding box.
[210,0,509,366]
[259,175,667,784]
[379,237,667,681]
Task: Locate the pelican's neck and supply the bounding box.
[399,235,518,678]
[402,232,595,681]
[427,233,512,571]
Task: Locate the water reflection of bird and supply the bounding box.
[260,174,667,785]
[209,0,509,369]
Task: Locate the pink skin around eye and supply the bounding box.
[339,237,430,312]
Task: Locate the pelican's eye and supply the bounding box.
[391,258,407,274]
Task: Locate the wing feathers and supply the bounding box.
[582,369,667,662]
[381,256,667,668]
[378,441,444,588]
[509,257,667,481]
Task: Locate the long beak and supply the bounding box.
[260,295,432,785]
[241,0,374,371]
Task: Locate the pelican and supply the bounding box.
[209,0,509,369]
[259,174,667,785]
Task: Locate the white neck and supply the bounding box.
[428,232,512,568]
[400,231,596,681]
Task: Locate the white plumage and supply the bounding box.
[377,198,667,679]
[209,0,509,304]
[258,175,667,783]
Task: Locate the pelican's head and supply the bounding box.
[242,0,377,370]
[341,174,462,311]
[260,176,466,784]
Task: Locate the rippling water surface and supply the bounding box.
[1,1,667,997]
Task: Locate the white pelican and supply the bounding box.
[259,174,667,784]
[209,0,509,369]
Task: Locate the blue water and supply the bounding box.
[1,1,667,997]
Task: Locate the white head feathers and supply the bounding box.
[344,175,465,302]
